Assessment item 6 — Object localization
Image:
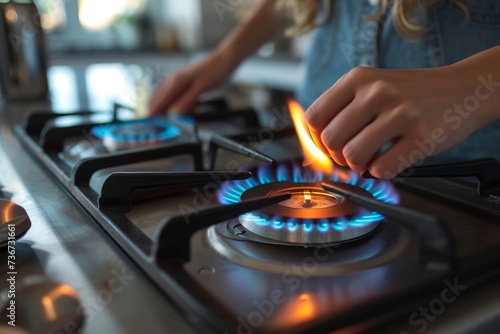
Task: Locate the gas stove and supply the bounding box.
[4,98,500,333]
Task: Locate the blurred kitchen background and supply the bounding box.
[10,0,311,115]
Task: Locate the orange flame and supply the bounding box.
[273,293,317,327]
[288,99,333,174]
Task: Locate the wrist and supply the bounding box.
[447,47,500,129]
[212,42,244,73]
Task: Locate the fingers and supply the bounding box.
[148,75,188,116]
[305,72,355,130]
[368,137,424,178]
[169,85,201,115]
[149,52,229,116]
[148,71,204,116]
[305,72,356,157]
[341,106,415,172]
[319,102,377,166]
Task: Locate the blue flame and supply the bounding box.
[218,162,399,234]
[91,118,180,144]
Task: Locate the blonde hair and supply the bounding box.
[277,0,469,40]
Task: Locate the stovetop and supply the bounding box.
[2,99,500,334]
[0,102,193,334]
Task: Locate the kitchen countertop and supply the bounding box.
[48,51,303,92]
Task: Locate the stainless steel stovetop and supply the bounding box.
[2,100,500,334]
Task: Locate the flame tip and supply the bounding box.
[287,99,333,175]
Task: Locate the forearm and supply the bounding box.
[214,1,287,70]
[450,45,500,129]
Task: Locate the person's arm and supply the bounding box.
[305,45,500,178]
[149,1,286,115]
[217,1,287,71]
[451,46,500,129]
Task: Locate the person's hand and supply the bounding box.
[149,50,236,115]
[148,1,285,115]
[305,65,493,178]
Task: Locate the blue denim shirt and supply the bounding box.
[297,0,500,163]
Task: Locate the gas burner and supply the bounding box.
[62,139,108,166]
[91,118,181,152]
[240,181,370,219]
[218,162,399,245]
[238,181,376,244]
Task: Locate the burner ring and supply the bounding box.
[91,118,181,152]
[238,181,380,244]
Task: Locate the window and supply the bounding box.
[35,0,66,31]
[38,0,148,52]
[78,0,146,31]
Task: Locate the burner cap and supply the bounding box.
[241,181,370,220]
[238,181,381,244]
[91,118,181,151]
